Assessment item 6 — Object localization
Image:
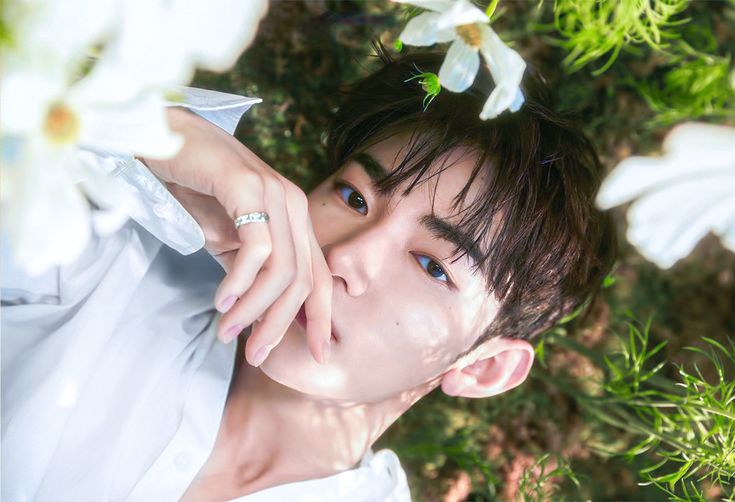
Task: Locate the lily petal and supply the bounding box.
[438,40,480,92]
[2,141,91,276]
[478,25,526,119]
[435,0,489,30]
[0,71,64,134]
[596,124,735,210]
[91,0,268,94]
[663,123,735,165]
[76,91,183,159]
[625,175,735,268]
[181,0,268,72]
[399,12,456,46]
[509,89,525,112]
[597,122,735,268]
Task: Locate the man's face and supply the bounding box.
[259,134,501,403]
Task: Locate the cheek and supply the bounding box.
[349,294,467,392]
[259,293,467,402]
[307,183,339,241]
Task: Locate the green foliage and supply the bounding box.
[0,0,14,47]
[637,51,735,125]
[613,335,735,498]
[552,0,691,74]
[485,0,501,18]
[557,319,735,500]
[546,0,735,125]
[516,454,581,502]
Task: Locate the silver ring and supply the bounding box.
[234,211,270,229]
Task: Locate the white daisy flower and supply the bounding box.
[596,123,735,269]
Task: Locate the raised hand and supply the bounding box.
[143,108,332,367]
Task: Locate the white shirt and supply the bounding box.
[1,88,411,502]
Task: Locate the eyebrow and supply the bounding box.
[352,153,483,267]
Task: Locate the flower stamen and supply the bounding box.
[44,102,80,145]
[455,24,483,48]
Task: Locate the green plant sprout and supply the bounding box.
[552,0,691,74]
[405,70,442,110]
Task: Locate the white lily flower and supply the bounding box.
[596,123,735,269]
[2,2,182,276]
[394,0,526,119]
[80,0,269,102]
[1,138,138,276]
[1,0,268,275]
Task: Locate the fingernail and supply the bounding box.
[320,339,331,364]
[251,344,273,367]
[217,295,237,313]
[223,324,245,342]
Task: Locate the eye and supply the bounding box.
[334,181,368,215]
[415,254,452,286]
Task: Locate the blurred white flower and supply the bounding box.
[1,139,137,276]
[394,0,526,119]
[596,123,735,269]
[80,0,269,102]
[1,0,268,275]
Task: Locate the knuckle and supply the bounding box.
[280,266,297,286]
[250,241,272,262]
[295,275,313,297]
[264,176,286,199]
[270,266,296,292]
[287,187,309,213]
[297,192,309,213]
[232,169,263,193]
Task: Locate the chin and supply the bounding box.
[258,328,351,400]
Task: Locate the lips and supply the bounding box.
[295,304,339,343]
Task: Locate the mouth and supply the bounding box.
[295,304,339,343]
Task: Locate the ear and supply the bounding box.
[440,337,534,398]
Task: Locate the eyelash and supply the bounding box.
[332,180,454,288]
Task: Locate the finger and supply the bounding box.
[213,171,273,311]
[227,184,312,366]
[217,180,296,341]
[211,249,236,273]
[304,218,333,364]
[244,188,317,366]
[244,280,310,367]
[213,220,271,312]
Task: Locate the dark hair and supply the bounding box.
[324,47,617,349]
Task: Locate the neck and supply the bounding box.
[195,341,434,497]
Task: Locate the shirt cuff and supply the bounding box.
[86,87,260,255]
[174,86,262,135]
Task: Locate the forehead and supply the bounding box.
[357,133,488,215]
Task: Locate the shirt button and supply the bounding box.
[174,452,193,472]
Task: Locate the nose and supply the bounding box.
[322,221,394,297]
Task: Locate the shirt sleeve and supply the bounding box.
[85,87,262,256]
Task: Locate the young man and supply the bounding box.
[1,51,615,501]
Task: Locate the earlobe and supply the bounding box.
[440,338,535,399]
